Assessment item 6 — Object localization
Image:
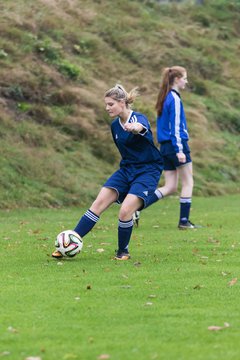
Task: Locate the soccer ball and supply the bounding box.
[55,230,83,257]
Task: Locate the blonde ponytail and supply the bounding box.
[105,84,140,108]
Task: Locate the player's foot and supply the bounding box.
[178,220,202,230]
[52,250,63,258]
[114,250,131,261]
[133,211,140,227]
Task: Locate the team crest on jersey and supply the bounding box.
[115,134,118,139]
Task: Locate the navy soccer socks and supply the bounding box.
[74,209,99,237]
[118,219,133,253]
[179,197,191,224]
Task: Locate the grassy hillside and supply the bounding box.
[0,0,239,208]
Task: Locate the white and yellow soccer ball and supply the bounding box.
[55,230,83,257]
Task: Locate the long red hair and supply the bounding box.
[155,66,186,116]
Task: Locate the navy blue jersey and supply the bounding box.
[111,111,162,167]
[156,90,189,153]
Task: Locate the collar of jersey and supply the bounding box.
[171,89,181,98]
[118,110,133,129]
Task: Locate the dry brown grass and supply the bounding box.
[0,0,239,207]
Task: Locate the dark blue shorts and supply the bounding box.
[160,140,192,171]
[103,162,162,208]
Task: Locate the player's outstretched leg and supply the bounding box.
[52,209,99,258]
[144,189,163,209]
[133,189,163,227]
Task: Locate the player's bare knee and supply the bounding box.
[119,207,132,221]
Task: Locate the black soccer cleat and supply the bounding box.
[178,220,202,230]
[114,250,131,261]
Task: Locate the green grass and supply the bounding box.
[1,195,240,360]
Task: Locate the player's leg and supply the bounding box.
[115,194,143,260]
[177,162,197,229]
[149,145,178,203]
[178,162,193,198]
[52,187,117,258]
[74,187,118,237]
[74,167,127,238]
[143,168,178,211]
[115,164,161,259]
[158,170,178,196]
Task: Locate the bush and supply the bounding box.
[192,13,210,27]
[35,38,62,61]
[57,60,81,80]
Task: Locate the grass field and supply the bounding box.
[1,195,240,360]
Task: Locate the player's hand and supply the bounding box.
[124,123,143,134]
[177,152,186,163]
